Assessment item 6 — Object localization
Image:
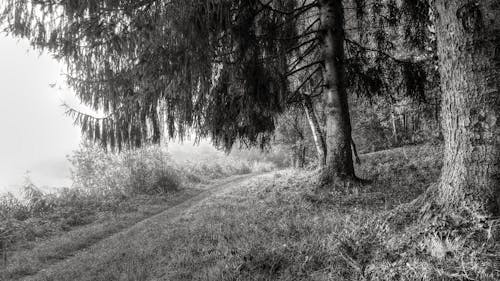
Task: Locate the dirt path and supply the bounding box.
[19,173,258,281]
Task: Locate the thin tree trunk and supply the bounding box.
[303,94,327,167]
[1,239,6,266]
[403,114,407,135]
[351,137,361,165]
[290,150,297,168]
[435,0,500,215]
[391,109,398,143]
[318,0,356,184]
[292,142,306,168]
[434,94,439,123]
[299,141,306,168]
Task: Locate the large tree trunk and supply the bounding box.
[303,94,327,167]
[435,0,500,215]
[319,0,356,184]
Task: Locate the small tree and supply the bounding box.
[274,107,314,168]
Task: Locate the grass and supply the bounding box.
[148,145,447,281]
[0,143,278,280]
[8,174,255,281]
[3,144,498,280]
[154,144,495,281]
[0,187,202,280]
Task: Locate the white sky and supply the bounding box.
[0,34,218,195]
[0,34,81,192]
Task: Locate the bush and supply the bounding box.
[0,193,30,221]
[69,142,279,195]
[69,143,181,196]
[149,168,181,194]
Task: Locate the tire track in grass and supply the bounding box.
[17,173,259,281]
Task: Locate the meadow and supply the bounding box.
[0,143,278,280]
[3,144,497,281]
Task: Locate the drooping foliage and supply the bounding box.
[0,0,299,151]
[341,0,435,103]
[0,0,433,151]
[282,0,435,115]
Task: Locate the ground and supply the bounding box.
[2,145,499,281]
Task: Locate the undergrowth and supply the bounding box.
[3,144,496,281]
[145,144,498,281]
[0,142,277,277]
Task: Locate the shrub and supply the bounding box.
[69,142,276,195]
[149,168,181,194]
[69,142,180,196]
[0,193,29,221]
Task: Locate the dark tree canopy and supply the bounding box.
[0,0,297,150]
[0,0,432,151]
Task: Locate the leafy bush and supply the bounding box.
[69,143,181,196]
[0,193,29,221]
[120,147,182,195]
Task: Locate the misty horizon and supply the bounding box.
[0,34,218,195]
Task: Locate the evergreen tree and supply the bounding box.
[1,0,296,150]
[0,0,430,185]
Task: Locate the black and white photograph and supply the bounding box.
[0,0,499,280]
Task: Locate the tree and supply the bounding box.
[1,0,430,186]
[1,0,295,150]
[316,0,356,183]
[302,94,327,167]
[0,0,352,182]
[274,106,312,168]
[434,0,500,215]
[312,0,433,182]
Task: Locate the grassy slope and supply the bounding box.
[1,187,203,280]
[17,145,493,281]
[6,174,257,281]
[1,145,278,280]
[152,145,446,281]
[161,144,496,281]
[5,145,498,281]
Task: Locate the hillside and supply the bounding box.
[10,145,496,281]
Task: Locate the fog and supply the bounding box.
[0,34,221,195]
[0,35,81,194]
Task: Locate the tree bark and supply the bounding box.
[435,0,500,215]
[351,137,361,165]
[299,141,306,168]
[391,109,398,143]
[319,0,356,184]
[291,140,306,168]
[303,94,327,167]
